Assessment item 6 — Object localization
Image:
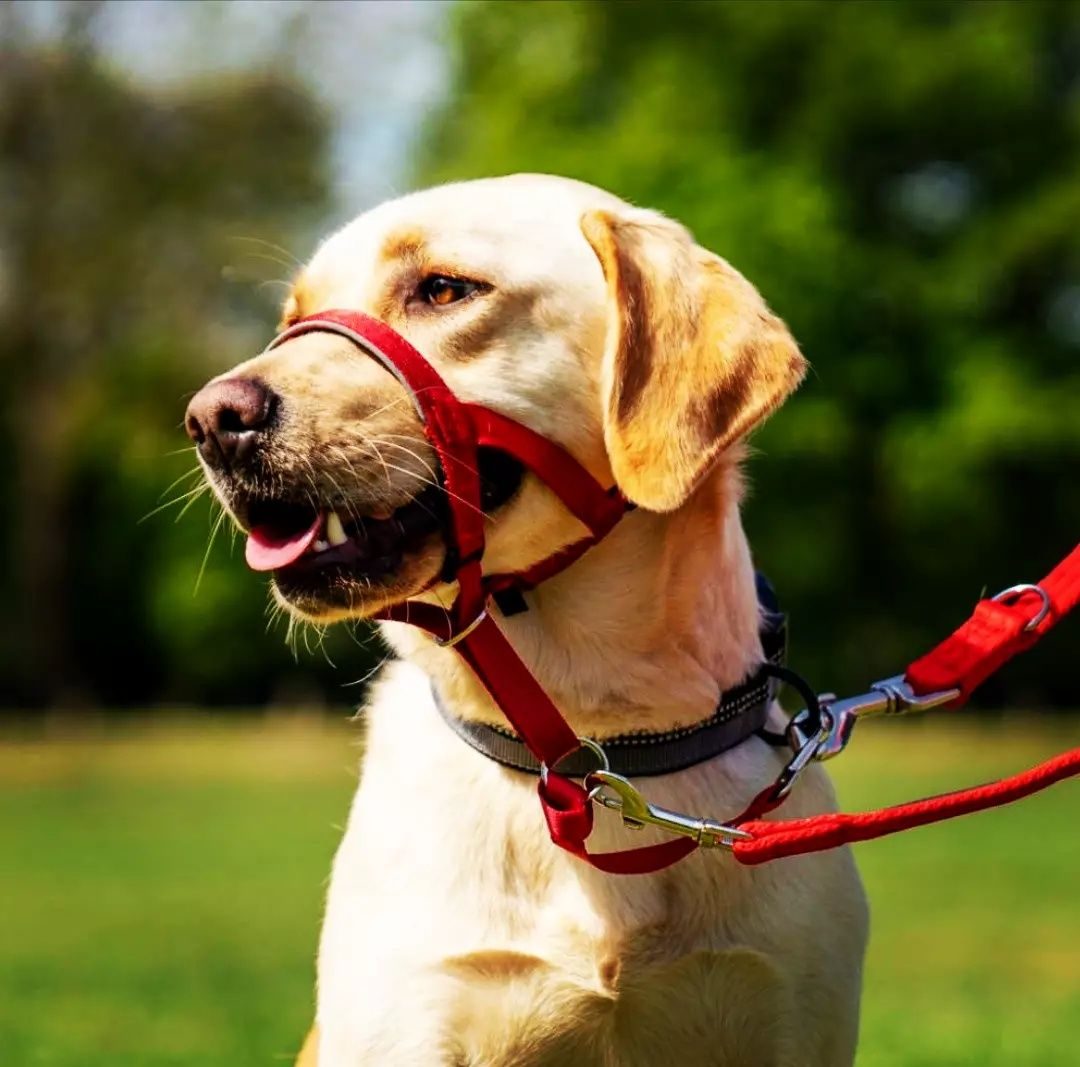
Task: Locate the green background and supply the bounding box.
[1,0,1078,709]
[1,2,1078,1064]
[2,717,1077,1066]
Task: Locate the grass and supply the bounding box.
[0,712,1077,1066]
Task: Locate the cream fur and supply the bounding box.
[197,174,869,1065]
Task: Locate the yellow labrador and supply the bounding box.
[187,175,868,1066]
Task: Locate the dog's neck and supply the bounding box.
[383,461,763,738]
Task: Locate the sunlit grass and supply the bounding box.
[0,713,1077,1065]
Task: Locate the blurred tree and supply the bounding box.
[0,3,380,707]
[419,0,1080,706]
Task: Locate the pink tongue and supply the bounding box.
[245,513,324,572]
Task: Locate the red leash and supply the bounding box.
[267,311,1079,874]
[731,546,1080,864]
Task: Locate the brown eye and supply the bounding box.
[418,275,482,307]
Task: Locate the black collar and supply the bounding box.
[433,574,786,778]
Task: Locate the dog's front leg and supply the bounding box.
[295,1025,319,1067]
[314,963,478,1067]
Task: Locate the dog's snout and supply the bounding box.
[185,377,276,468]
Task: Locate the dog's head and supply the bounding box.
[186,175,806,622]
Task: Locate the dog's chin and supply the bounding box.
[271,539,447,622]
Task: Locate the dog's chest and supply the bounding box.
[317,939,789,1067]
[313,665,865,1067]
[316,838,791,1067]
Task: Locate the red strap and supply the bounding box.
[379,602,581,770]
[375,602,579,760]
[733,747,1080,865]
[466,404,629,598]
[456,614,581,763]
[730,544,1080,865]
[907,543,1080,702]
[490,535,615,596]
[276,312,487,626]
[538,770,698,873]
[384,604,691,872]
[466,406,627,537]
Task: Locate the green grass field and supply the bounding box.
[1,713,1077,1066]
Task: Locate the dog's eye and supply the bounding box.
[418,275,482,307]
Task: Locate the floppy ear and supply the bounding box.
[581,208,807,512]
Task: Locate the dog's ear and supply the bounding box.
[581,209,807,512]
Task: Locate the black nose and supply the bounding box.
[185,377,276,469]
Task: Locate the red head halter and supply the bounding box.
[270,310,628,634]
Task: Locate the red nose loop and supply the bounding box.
[270,311,487,626]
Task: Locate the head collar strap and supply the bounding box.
[269,310,628,629]
[433,601,786,778]
[269,311,487,625]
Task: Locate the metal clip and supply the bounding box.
[587,769,753,850]
[769,707,833,801]
[813,674,960,761]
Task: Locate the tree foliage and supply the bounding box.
[1,2,1078,710]
[0,8,380,707]
[420,0,1080,705]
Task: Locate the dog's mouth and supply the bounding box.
[243,484,448,577]
[230,447,523,616]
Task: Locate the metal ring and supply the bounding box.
[991,583,1051,632]
[539,736,610,787]
[435,608,488,648]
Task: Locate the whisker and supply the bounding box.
[139,483,209,525]
[361,439,396,496]
[157,465,204,500]
[360,393,418,422]
[373,437,441,484]
[365,455,486,518]
[342,649,391,689]
[228,236,304,271]
[194,506,228,595]
[285,616,299,660]
[175,486,213,523]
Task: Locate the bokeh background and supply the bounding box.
[1,2,1077,1065]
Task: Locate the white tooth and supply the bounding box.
[326,511,349,546]
[313,540,329,552]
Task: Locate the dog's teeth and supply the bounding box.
[326,511,349,546]
[313,539,330,552]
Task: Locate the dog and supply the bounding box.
[186,174,868,1066]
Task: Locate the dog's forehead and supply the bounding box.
[301,175,623,303]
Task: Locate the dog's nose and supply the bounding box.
[185,377,276,468]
